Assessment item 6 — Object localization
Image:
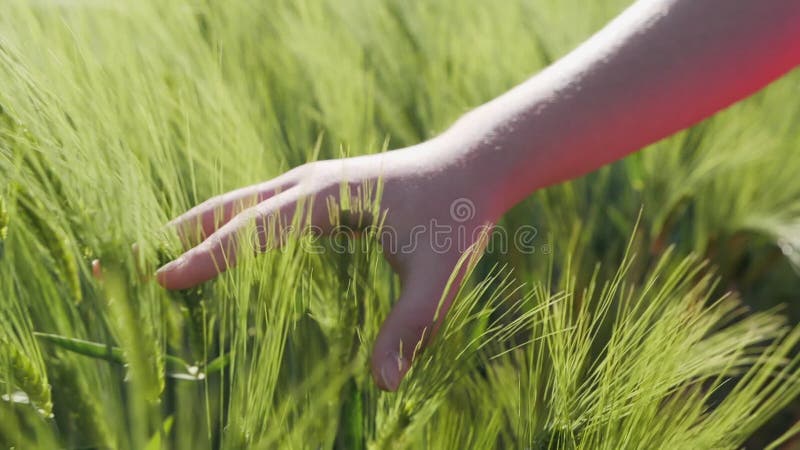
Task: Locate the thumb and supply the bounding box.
[370,255,462,391]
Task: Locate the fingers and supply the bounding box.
[370,255,462,391]
[156,188,304,290]
[167,171,299,246]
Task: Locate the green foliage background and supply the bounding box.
[1,0,800,448]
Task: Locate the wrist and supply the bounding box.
[432,105,547,218]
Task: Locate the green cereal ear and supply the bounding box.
[15,186,82,305]
[47,355,115,449]
[0,337,52,418]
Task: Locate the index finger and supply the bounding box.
[167,170,299,247]
[156,188,301,290]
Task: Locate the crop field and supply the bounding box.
[1,0,800,449]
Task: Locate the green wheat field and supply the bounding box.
[2,0,800,448]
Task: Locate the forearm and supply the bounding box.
[438,0,800,214]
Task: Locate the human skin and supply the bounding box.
[157,0,800,391]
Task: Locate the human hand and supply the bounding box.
[156,138,501,390]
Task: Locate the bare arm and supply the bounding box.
[441,0,800,215]
[158,0,800,391]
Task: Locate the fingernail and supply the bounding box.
[380,352,407,391]
[91,259,103,281]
